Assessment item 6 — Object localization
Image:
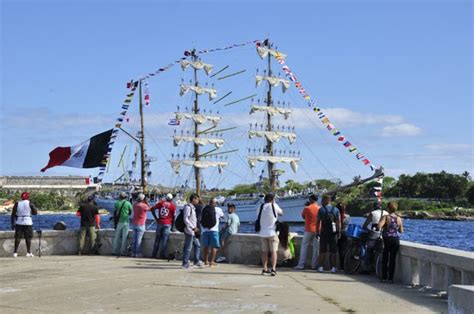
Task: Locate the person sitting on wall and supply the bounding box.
[76,195,101,256]
[11,192,38,258]
[277,222,297,267]
[216,203,240,263]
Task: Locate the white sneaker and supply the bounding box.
[293,265,304,270]
[317,266,324,273]
[330,267,337,273]
[13,253,18,258]
[26,253,34,258]
[215,256,226,263]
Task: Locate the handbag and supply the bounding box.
[255,204,264,232]
[272,203,281,232]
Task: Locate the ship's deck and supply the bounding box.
[0,255,447,313]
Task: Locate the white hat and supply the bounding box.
[137,193,145,201]
[166,193,173,201]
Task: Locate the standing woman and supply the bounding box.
[377,202,403,283]
[336,202,350,270]
[11,192,38,257]
[131,193,150,257]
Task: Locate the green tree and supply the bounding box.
[465,185,474,205]
[284,179,305,192]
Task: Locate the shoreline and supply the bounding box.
[0,211,472,221]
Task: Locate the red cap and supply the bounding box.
[21,192,29,200]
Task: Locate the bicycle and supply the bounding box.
[344,224,383,278]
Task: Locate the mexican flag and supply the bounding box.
[41,129,113,172]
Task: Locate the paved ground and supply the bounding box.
[0,256,447,313]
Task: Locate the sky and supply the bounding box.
[1,0,472,190]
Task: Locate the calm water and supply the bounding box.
[1,214,473,252]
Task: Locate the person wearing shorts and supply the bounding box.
[200,198,224,267]
[257,193,283,276]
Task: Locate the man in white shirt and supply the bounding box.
[257,193,283,276]
[201,198,224,267]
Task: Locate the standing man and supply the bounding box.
[294,194,320,270]
[200,198,224,267]
[316,195,340,273]
[112,192,132,256]
[151,193,176,259]
[257,193,283,276]
[131,193,150,257]
[76,195,100,255]
[182,193,203,269]
[11,192,38,257]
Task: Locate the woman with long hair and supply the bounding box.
[377,202,404,283]
[277,222,297,266]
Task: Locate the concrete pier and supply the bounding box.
[2,229,473,312]
[0,256,447,313]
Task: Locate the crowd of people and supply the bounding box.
[10,190,403,283]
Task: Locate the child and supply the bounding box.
[216,203,240,262]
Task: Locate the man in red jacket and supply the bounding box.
[151,193,176,259]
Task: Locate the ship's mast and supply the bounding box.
[191,50,201,196]
[265,40,276,192]
[138,80,147,193]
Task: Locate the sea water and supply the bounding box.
[1,214,473,252]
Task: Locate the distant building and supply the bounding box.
[0,176,97,196]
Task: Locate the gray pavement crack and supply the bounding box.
[151,283,239,291]
[285,274,356,313]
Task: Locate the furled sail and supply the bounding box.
[173,136,225,149]
[249,105,292,120]
[255,75,290,93]
[180,60,213,76]
[170,160,228,174]
[256,46,287,61]
[180,84,217,101]
[175,112,221,126]
[247,155,300,173]
[248,130,297,144]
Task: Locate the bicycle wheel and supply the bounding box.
[344,242,361,274]
[375,251,383,279]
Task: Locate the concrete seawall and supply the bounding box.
[1,229,473,292]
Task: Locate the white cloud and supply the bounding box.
[322,108,404,127]
[1,107,111,133]
[222,107,407,130]
[380,123,422,137]
[424,144,472,152]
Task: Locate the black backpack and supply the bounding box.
[175,208,186,233]
[200,205,217,229]
[321,206,338,234]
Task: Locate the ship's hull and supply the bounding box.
[224,195,308,223]
[97,195,309,223]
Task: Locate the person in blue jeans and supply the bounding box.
[150,193,176,259]
[112,192,132,256]
[182,193,203,269]
[131,193,150,257]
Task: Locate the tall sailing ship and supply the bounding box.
[96,39,384,222]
